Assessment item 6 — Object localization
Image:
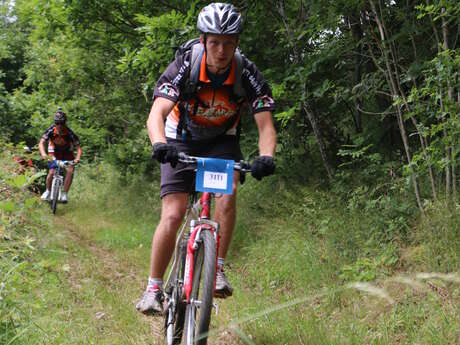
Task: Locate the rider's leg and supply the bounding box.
[149,192,189,280]
[46,169,54,190]
[137,192,188,314]
[214,172,239,260]
[63,165,74,192]
[41,169,55,200]
[213,172,239,297]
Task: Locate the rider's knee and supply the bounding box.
[161,212,185,230]
[215,197,236,218]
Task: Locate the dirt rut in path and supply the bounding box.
[53,216,240,344]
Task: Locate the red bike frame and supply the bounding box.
[183,192,220,303]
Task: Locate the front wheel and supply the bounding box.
[50,177,60,214]
[183,230,216,345]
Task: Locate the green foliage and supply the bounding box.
[415,201,460,271]
[340,245,399,282]
[118,10,194,96]
[104,129,156,178]
[0,143,157,343]
[0,146,47,342]
[1,0,460,214]
[2,139,460,344]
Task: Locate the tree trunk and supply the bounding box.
[442,7,455,201]
[303,102,334,182]
[369,0,424,213]
[410,117,438,201]
[349,13,364,133]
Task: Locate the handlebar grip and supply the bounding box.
[178,152,189,160]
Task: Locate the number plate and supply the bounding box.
[195,158,234,194]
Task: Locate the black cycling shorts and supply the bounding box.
[160,135,243,198]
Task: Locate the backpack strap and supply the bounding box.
[177,42,205,140]
[184,43,204,95]
[232,50,246,99]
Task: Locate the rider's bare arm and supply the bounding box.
[74,144,82,164]
[38,138,49,160]
[147,97,176,145]
[254,111,276,157]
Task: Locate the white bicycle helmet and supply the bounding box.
[197,3,243,35]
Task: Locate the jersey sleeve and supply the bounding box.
[152,51,191,103]
[41,125,55,141]
[241,58,275,115]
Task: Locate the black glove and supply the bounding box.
[251,155,275,181]
[152,143,179,167]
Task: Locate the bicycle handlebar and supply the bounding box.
[178,152,252,172]
[53,159,76,168]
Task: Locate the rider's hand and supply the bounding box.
[152,143,179,168]
[251,155,275,181]
[73,158,80,165]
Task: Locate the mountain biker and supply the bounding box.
[136,3,276,315]
[39,108,82,203]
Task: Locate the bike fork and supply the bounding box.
[184,220,219,304]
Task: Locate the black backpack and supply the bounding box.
[176,38,246,99]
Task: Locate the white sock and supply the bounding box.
[217,257,225,270]
[147,277,163,291]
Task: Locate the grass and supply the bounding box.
[217,176,460,344]
[0,149,155,344]
[1,144,459,344]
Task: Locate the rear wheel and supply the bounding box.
[165,237,188,345]
[183,230,216,345]
[165,297,186,345]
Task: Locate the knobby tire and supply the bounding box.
[165,237,188,345]
[184,230,216,345]
[50,177,59,215]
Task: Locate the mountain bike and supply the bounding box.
[163,153,251,345]
[49,160,74,214]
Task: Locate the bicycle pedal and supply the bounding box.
[213,302,219,316]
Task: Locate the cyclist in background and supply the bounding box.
[137,2,276,314]
[39,108,82,203]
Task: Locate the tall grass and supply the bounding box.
[218,175,460,344]
[2,143,459,344]
[0,148,158,344]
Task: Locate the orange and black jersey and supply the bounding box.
[153,48,275,141]
[41,125,80,155]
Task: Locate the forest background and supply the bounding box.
[1,0,460,344]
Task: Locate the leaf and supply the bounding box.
[313,79,331,98]
[24,197,38,209]
[0,201,18,213]
[6,175,28,189]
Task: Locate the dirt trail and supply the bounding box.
[53,215,240,345]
